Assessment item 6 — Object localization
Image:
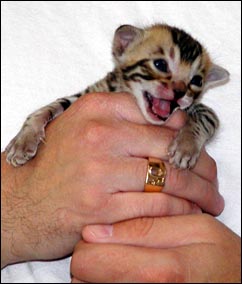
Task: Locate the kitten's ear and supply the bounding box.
[205,64,230,88]
[113,25,143,59]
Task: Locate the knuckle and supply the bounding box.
[131,217,155,238]
[161,127,176,145]
[82,120,108,146]
[139,255,186,283]
[134,160,147,184]
[148,126,175,150]
[167,166,187,193]
[77,93,112,115]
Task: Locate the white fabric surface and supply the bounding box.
[1,1,241,283]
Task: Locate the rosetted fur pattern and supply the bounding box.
[6,24,229,168]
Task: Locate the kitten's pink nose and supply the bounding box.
[172,81,187,99]
[172,81,187,92]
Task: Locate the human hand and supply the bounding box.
[71,214,241,283]
[1,93,223,268]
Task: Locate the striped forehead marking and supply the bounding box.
[170,27,202,63]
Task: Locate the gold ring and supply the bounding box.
[144,157,166,192]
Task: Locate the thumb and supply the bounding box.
[82,215,212,248]
[164,109,188,130]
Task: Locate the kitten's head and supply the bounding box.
[112,24,229,125]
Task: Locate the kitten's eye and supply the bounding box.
[154,59,168,73]
[190,75,203,87]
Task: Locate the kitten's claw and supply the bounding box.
[168,134,200,169]
[5,128,45,167]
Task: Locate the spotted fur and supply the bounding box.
[6,24,229,168]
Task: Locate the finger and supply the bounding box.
[82,215,215,247]
[71,242,182,283]
[108,157,223,215]
[109,152,217,192]
[80,157,150,193]
[113,93,187,129]
[95,157,147,193]
[191,149,217,183]
[72,92,148,124]
[118,122,176,159]
[164,109,188,130]
[162,161,224,215]
[113,94,187,130]
[72,92,187,128]
[111,122,217,183]
[72,230,228,283]
[108,192,201,223]
[77,113,177,162]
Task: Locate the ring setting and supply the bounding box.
[145,157,166,192]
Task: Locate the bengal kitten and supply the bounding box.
[6,24,229,169]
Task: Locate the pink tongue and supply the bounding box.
[152,98,171,117]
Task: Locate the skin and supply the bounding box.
[71,215,241,283]
[1,92,223,269]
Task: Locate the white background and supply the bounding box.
[1,1,241,282]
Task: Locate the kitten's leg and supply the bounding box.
[5,72,117,167]
[168,103,219,169]
[5,71,119,167]
[5,95,81,167]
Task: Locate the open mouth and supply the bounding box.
[143,91,179,121]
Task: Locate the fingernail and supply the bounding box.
[86,224,113,239]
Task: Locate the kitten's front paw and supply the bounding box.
[168,134,200,169]
[5,128,45,167]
